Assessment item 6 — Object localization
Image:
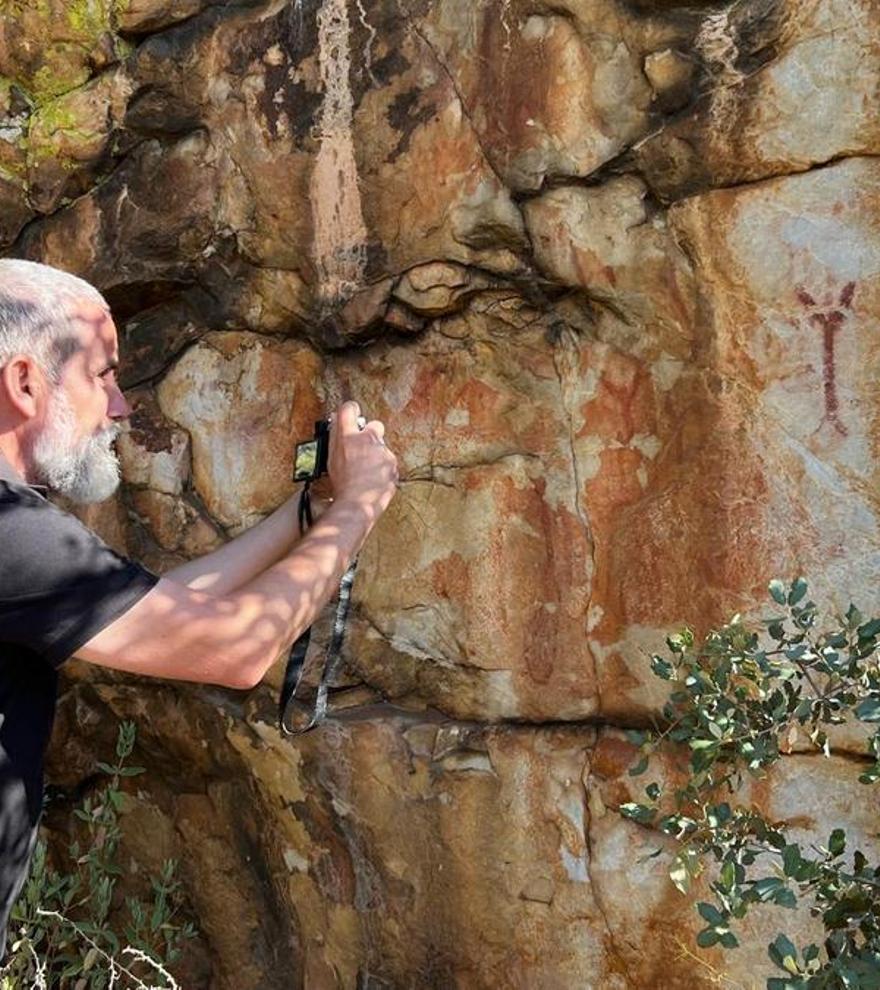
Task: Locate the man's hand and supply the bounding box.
[328,400,399,518]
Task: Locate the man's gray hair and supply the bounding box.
[0,259,107,381]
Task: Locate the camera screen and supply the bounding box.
[294,440,318,482]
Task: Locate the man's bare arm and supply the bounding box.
[163,492,308,595]
[74,402,397,688]
[74,496,384,687]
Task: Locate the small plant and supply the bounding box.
[622,578,880,989]
[1,721,197,989]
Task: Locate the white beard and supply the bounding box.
[30,389,121,504]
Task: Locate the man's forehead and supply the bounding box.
[71,299,119,357]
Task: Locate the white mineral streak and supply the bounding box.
[309,0,369,304]
[499,0,513,53]
[353,0,377,78]
[695,7,744,129]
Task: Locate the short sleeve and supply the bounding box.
[0,484,159,667]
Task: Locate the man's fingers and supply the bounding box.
[364,419,385,443]
[336,400,362,436]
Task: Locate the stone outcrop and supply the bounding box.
[2,0,879,986]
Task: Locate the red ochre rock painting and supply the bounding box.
[795,280,856,437]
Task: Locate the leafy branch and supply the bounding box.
[1,722,197,989]
[620,579,880,989]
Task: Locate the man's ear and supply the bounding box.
[1,355,44,420]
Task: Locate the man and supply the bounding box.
[0,259,398,954]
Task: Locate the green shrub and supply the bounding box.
[623,579,880,988]
[1,721,197,989]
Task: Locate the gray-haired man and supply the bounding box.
[0,259,398,953]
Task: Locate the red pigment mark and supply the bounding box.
[794,281,856,437]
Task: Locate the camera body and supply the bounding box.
[293,414,369,483]
[293,420,330,483]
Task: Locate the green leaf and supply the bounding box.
[667,629,694,655]
[769,580,787,606]
[782,844,802,878]
[689,738,718,750]
[753,877,785,901]
[619,803,655,825]
[855,698,880,723]
[628,755,649,777]
[650,655,674,680]
[768,933,799,973]
[846,604,863,629]
[857,618,880,639]
[772,888,797,909]
[720,860,736,890]
[697,902,725,926]
[645,782,660,801]
[669,848,700,894]
[828,828,846,857]
[696,927,720,948]
[788,578,808,606]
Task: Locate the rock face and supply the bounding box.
[2,0,879,986]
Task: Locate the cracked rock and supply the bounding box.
[393,261,490,317]
[643,48,695,110]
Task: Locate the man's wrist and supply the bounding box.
[324,492,371,519]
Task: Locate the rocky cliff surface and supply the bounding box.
[2,0,879,986]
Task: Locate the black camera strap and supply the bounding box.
[279,483,359,734]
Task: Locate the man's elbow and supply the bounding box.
[207,639,281,691]
[219,663,264,691]
[200,595,286,690]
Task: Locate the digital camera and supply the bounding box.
[293,414,368,483]
[293,420,331,483]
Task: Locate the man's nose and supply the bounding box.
[109,386,131,420]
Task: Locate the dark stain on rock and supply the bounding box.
[347,5,412,109]
[727,0,784,76]
[386,88,436,162]
[364,239,390,281]
[118,292,211,389]
[287,76,326,147]
[266,63,324,146]
[225,4,414,146]
[371,49,410,88]
[105,278,194,321]
[128,394,180,454]
[124,85,202,137]
[135,3,228,75]
[226,1,322,145]
[633,0,787,201]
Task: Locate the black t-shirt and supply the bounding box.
[0,468,158,954]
